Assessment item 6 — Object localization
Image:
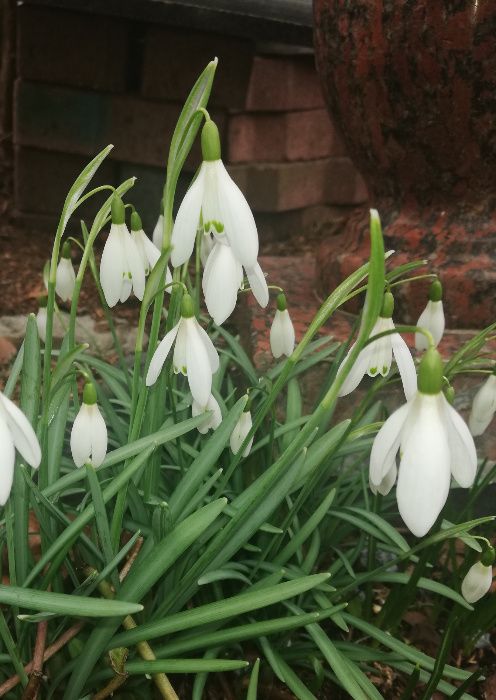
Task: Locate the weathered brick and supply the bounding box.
[142,27,253,108]
[245,55,325,111]
[228,158,368,212]
[14,81,222,170]
[14,147,116,219]
[17,6,128,92]
[227,109,346,163]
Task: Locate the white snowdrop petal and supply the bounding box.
[173,322,188,375]
[171,167,206,267]
[70,404,92,468]
[196,322,220,374]
[230,411,253,457]
[123,229,146,301]
[396,394,451,537]
[270,312,285,359]
[152,214,164,249]
[89,405,108,468]
[217,162,259,268]
[246,264,269,308]
[443,398,477,488]
[469,375,496,436]
[369,402,409,486]
[203,243,241,325]
[391,332,417,401]
[36,308,47,344]
[0,393,41,468]
[192,395,222,434]
[165,265,173,294]
[0,416,15,505]
[119,277,132,304]
[55,258,76,301]
[186,323,213,407]
[337,344,370,397]
[100,225,126,308]
[461,562,493,604]
[145,324,179,386]
[371,461,397,496]
[415,300,445,350]
[141,231,161,269]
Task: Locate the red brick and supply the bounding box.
[245,55,325,111]
[227,109,346,163]
[17,6,128,92]
[228,158,368,212]
[0,337,17,364]
[14,147,116,219]
[14,82,224,170]
[142,27,253,108]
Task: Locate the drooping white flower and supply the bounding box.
[338,292,417,401]
[200,231,215,267]
[55,241,76,302]
[369,348,477,537]
[100,196,145,308]
[70,383,107,468]
[202,240,268,325]
[146,294,219,407]
[415,279,445,350]
[230,406,254,457]
[170,119,259,271]
[270,293,295,359]
[462,560,493,604]
[36,298,47,343]
[0,391,41,505]
[192,394,222,434]
[130,211,172,293]
[469,373,496,437]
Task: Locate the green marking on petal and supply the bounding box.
[382,365,389,375]
[369,367,377,376]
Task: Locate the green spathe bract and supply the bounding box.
[1,58,492,700]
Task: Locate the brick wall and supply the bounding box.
[13,5,367,237]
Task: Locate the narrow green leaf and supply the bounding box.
[0,584,142,617]
[110,574,330,648]
[247,658,260,700]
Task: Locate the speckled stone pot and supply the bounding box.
[314,0,496,327]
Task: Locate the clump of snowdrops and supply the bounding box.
[1,60,495,700]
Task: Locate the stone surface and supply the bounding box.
[227,109,345,163]
[245,55,325,111]
[0,314,142,355]
[313,0,496,327]
[0,337,16,364]
[228,158,367,212]
[17,6,128,92]
[142,27,253,108]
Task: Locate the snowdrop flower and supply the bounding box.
[230,403,253,457]
[415,279,445,350]
[369,348,477,537]
[70,383,107,468]
[130,211,172,292]
[338,292,417,401]
[152,201,164,249]
[270,293,295,359]
[146,294,219,407]
[469,372,496,437]
[170,118,259,273]
[36,297,47,343]
[202,240,268,325]
[461,547,494,604]
[200,231,215,267]
[100,196,145,307]
[0,391,41,505]
[192,394,222,434]
[55,241,76,302]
